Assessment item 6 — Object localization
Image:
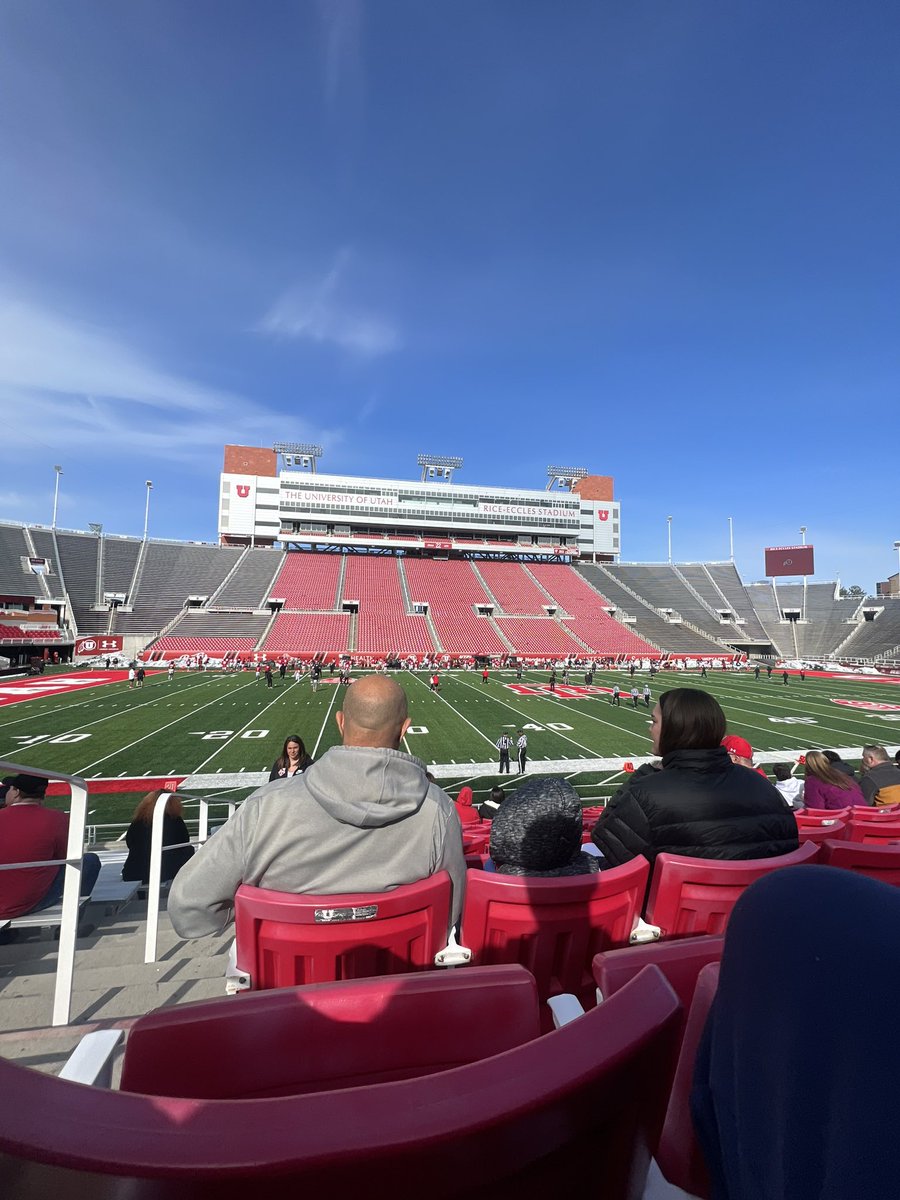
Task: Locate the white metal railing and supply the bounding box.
[143,793,237,964]
[0,760,89,1026]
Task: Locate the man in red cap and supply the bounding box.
[722,735,769,778]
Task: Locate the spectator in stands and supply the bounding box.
[168,675,466,937]
[268,735,313,781]
[591,689,798,868]
[0,774,101,919]
[692,865,900,1200]
[860,745,900,807]
[0,775,15,810]
[489,777,599,876]
[772,763,804,808]
[801,750,865,810]
[722,734,768,778]
[454,786,480,827]
[121,790,194,885]
[822,749,856,779]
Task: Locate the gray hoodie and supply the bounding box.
[168,745,466,938]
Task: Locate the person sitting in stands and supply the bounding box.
[772,763,804,809]
[121,790,194,885]
[168,675,467,937]
[454,785,480,826]
[801,749,864,810]
[692,865,900,1200]
[0,774,100,919]
[822,749,856,779]
[489,777,599,876]
[268,734,313,781]
[722,734,768,778]
[860,744,900,807]
[591,689,798,868]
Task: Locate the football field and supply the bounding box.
[1,666,898,828]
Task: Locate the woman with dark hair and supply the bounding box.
[591,688,798,868]
[802,749,864,810]
[122,790,194,884]
[268,735,313,782]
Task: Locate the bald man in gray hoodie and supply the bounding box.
[168,675,466,937]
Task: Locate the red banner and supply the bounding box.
[765,545,814,577]
[75,635,123,657]
[423,539,452,550]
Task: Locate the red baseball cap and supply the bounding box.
[722,735,753,760]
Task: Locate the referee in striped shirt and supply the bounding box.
[516,730,528,774]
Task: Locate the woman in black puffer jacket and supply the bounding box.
[591,688,798,868]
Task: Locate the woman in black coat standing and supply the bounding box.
[268,734,313,782]
[591,688,798,868]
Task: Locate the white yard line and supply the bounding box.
[192,687,295,773]
[311,684,341,759]
[406,672,498,749]
[73,679,259,775]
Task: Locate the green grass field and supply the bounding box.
[1,666,899,830]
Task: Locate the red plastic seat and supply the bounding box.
[846,818,900,845]
[233,872,451,989]
[796,819,847,844]
[820,839,900,885]
[800,807,851,820]
[796,812,848,827]
[643,842,819,938]
[850,805,899,820]
[593,934,725,1042]
[655,961,720,1198]
[0,964,681,1200]
[460,856,650,1009]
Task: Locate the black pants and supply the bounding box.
[518,750,527,773]
[499,751,510,773]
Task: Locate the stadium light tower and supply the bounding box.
[893,540,900,596]
[799,526,808,623]
[51,465,63,529]
[417,453,463,483]
[143,481,153,541]
[728,516,734,563]
[667,515,673,565]
[274,442,323,472]
[546,465,588,492]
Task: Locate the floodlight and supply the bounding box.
[417,453,463,482]
[546,466,588,480]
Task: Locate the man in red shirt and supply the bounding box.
[0,775,100,919]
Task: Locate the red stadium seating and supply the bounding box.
[343,556,435,654]
[494,616,584,656]
[849,805,899,821]
[0,964,681,1200]
[477,561,550,614]
[403,558,509,655]
[153,635,258,657]
[795,819,847,844]
[269,552,342,609]
[820,839,900,885]
[643,842,820,938]
[233,872,452,989]
[460,857,650,1010]
[845,818,900,846]
[799,807,851,820]
[263,612,350,654]
[528,563,657,655]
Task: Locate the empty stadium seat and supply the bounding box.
[0,963,681,1199]
[643,842,820,938]
[795,819,847,845]
[845,818,900,846]
[849,805,900,821]
[460,856,650,1009]
[232,872,452,990]
[799,807,851,820]
[820,839,900,885]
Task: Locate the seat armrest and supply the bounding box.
[58,1029,124,1088]
[630,917,662,944]
[434,928,473,967]
[224,937,251,993]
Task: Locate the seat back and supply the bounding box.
[846,818,900,845]
[643,841,819,938]
[801,807,850,820]
[850,805,899,821]
[593,935,725,1040]
[796,819,846,844]
[0,965,681,1200]
[460,857,649,1005]
[820,839,900,885]
[234,872,451,989]
[655,962,720,1199]
[123,965,541,1099]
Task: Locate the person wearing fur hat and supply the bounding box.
[488,777,599,877]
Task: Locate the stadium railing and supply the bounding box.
[0,760,90,1026]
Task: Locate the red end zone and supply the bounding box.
[0,671,158,708]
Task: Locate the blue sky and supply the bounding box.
[0,1,897,590]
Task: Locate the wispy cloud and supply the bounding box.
[258,249,401,356]
[316,0,364,109]
[0,289,339,464]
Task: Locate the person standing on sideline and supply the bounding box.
[767,665,773,679]
[549,669,557,692]
[311,662,321,693]
[630,685,640,709]
[482,666,489,685]
[516,730,528,774]
[610,682,621,706]
[265,664,274,688]
[496,732,513,773]
[128,665,136,688]
[701,664,708,678]
[643,683,651,708]
[279,661,286,681]
[800,670,806,682]
[136,666,145,689]
[783,671,789,685]
[255,663,261,684]
[167,664,175,683]
[562,666,570,685]
[754,665,760,681]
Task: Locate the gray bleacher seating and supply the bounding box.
[0,524,49,599]
[838,599,900,661]
[115,544,242,636]
[604,564,728,642]
[704,564,771,641]
[214,548,284,608]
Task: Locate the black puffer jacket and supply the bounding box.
[591,747,799,867]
